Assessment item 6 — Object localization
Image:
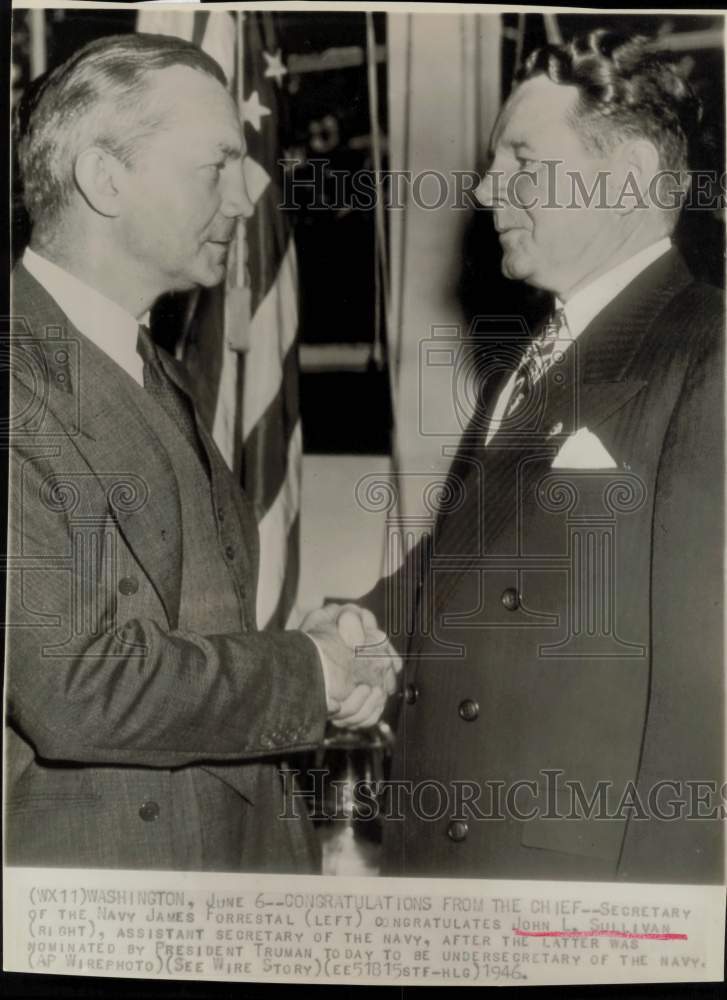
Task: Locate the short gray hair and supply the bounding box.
[17,32,228,229]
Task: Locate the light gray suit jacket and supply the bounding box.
[6,263,326,872]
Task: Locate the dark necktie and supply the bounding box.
[136,324,207,470]
[505,308,569,417]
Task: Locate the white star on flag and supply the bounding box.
[263,49,287,86]
[242,90,271,132]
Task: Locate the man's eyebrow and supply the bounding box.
[486,136,536,161]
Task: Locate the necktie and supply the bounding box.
[136,325,207,470]
[505,308,569,418]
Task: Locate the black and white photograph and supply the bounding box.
[3,0,726,990]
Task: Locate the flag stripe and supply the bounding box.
[240,10,300,627]
[211,321,241,471]
[192,10,210,49]
[136,10,195,41]
[255,421,302,627]
[242,340,299,513]
[246,189,289,317]
[243,12,290,316]
[200,10,236,82]
[272,513,300,630]
[242,240,298,435]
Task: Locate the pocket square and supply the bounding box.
[551,427,618,469]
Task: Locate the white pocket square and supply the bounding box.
[551,427,618,469]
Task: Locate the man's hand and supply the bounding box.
[301,603,401,729]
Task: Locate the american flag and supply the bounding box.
[137,9,302,630]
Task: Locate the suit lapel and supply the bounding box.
[13,264,184,628]
[569,247,692,440]
[432,247,694,602]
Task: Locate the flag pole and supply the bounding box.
[224,10,250,356]
[543,14,563,46]
[236,10,246,293]
[29,9,47,79]
[365,12,391,382]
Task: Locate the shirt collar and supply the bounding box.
[556,237,672,341]
[23,247,147,386]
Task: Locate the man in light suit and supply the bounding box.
[6,33,398,872]
[375,31,723,882]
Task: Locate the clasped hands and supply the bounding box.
[301,603,402,730]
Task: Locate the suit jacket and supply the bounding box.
[371,248,724,882]
[5,263,326,871]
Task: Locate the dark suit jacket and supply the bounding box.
[5,263,326,871]
[371,248,724,883]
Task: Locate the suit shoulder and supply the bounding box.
[9,373,68,440]
[670,279,724,336]
[657,279,724,373]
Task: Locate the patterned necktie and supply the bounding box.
[505,308,569,417]
[136,325,207,469]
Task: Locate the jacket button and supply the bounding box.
[225,545,235,560]
[404,683,418,705]
[217,507,225,522]
[501,587,520,611]
[118,577,139,596]
[138,800,160,822]
[448,820,469,842]
[458,698,479,722]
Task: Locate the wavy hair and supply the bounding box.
[520,30,702,174]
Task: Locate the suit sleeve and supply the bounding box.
[620,289,724,881]
[6,395,327,768]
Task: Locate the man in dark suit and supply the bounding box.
[375,31,723,882]
[6,33,399,871]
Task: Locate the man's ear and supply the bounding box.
[73,147,124,217]
[613,138,660,215]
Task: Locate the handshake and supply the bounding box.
[301,603,402,730]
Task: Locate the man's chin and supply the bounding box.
[501,251,536,283]
[190,262,228,289]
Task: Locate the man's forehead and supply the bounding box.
[147,62,227,96]
[146,64,238,119]
[491,75,580,149]
[145,65,243,146]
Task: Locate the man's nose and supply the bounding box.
[222,159,255,220]
[474,171,505,209]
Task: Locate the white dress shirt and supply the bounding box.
[23,247,147,387]
[485,237,672,445]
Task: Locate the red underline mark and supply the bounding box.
[513,928,687,941]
